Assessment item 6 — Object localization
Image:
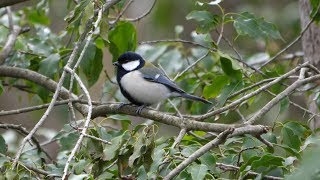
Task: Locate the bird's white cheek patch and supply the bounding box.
[122,60,140,71]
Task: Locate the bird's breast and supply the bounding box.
[120,71,171,105]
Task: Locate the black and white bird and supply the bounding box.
[113,52,211,113]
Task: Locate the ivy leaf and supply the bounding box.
[80,42,103,87]
[38,53,60,78]
[188,164,208,180]
[108,22,137,62]
[233,12,282,40]
[186,10,220,33]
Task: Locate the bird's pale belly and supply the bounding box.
[120,71,171,105]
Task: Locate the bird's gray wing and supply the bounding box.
[139,66,185,93]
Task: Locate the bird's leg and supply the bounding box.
[136,105,146,114]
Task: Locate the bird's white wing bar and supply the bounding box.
[122,60,140,71]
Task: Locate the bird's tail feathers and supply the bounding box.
[180,93,212,104]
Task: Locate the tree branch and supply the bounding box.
[0,0,29,8]
[0,8,22,65]
[163,128,234,179]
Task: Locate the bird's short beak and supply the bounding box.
[113,61,119,66]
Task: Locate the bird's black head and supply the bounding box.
[113,52,145,72]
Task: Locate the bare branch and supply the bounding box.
[62,67,93,179]
[246,70,320,125]
[0,0,29,8]
[194,63,307,121]
[0,8,22,65]
[174,51,209,80]
[127,0,157,22]
[0,99,82,116]
[258,3,320,69]
[110,0,134,25]
[0,153,57,177]
[140,39,217,51]
[163,128,234,179]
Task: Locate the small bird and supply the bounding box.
[113,52,211,113]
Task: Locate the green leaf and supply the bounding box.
[102,131,129,161]
[310,0,320,22]
[0,81,3,95]
[0,135,7,154]
[281,127,301,151]
[280,97,290,113]
[203,75,229,98]
[137,166,147,180]
[108,115,131,130]
[188,164,208,180]
[27,39,54,56]
[217,81,244,107]
[38,53,60,78]
[108,22,137,62]
[199,153,216,171]
[158,48,183,74]
[281,121,308,151]
[220,55,242,81]
[74,160,89,175]
[233,12,282,40]
[27,9,50,25]
[186,11,220,33]
[250,154,284,170]
[181,145,198,157]
[286,146,320,180]
[59,132,80,151]
[79,1,94,35]
[80,43,103,87]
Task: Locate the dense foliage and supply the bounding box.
[1,0,320,179]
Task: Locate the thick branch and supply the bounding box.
[0,66,87,114]
[0,0,29,8]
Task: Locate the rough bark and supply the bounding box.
[299,0,320,130]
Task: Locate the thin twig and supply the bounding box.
[0,123,52,161]
[81,132,111,144]
[0,153,57,177]
[163,128,234,180]
[62,69,93,179]
[258,4,319,69]
[0,7,22,65]
[11,4,95,168]
[216,163,283,180]
[0,99,82,116]
[174,51,209,81]
[140,39,217,51]
[194,63,308,121]
[246,69,320,125]
[127,0,157,22]
[110,0,134,25]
